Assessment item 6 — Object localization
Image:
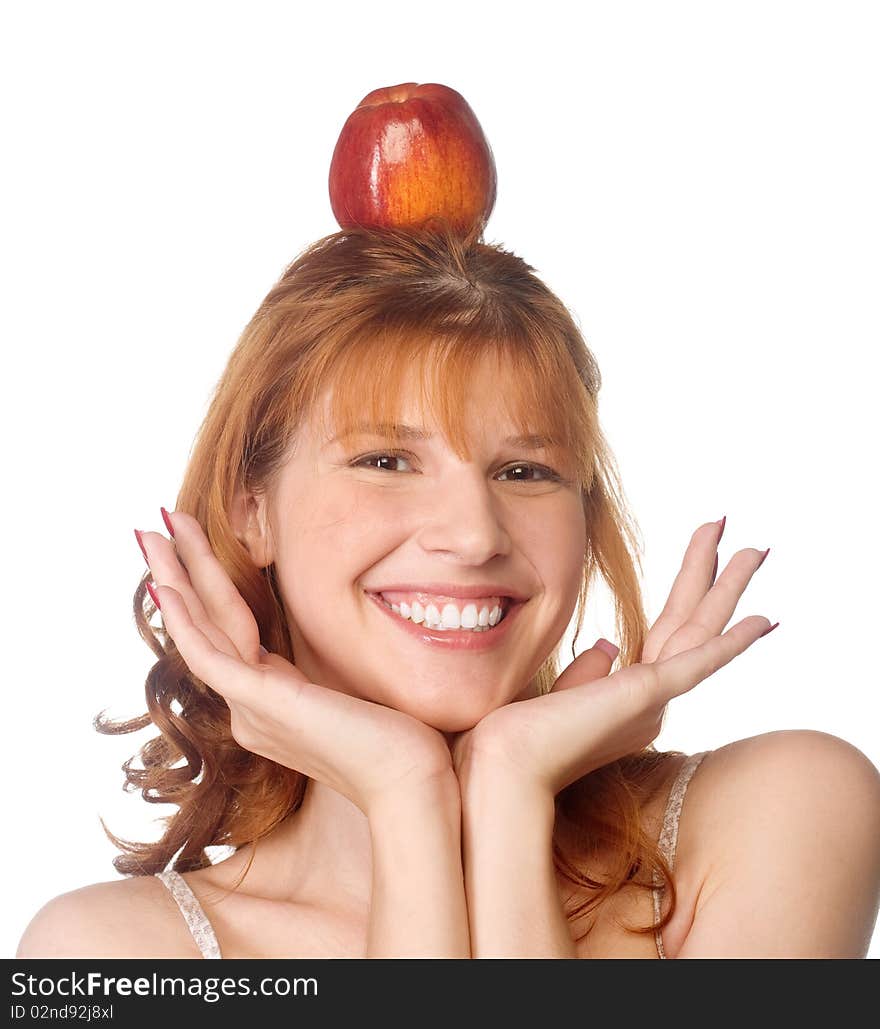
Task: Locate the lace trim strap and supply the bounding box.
[651,751,709,959]
[156,870,222,959]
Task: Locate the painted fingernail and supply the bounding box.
[759,620,779,638]
[594,638,620,661]
[259,645,269,657]
[757,547,771,569]
[134,528,149,565]
[710,553,719,585]
[716,515,727,544]
[161,507,175,538]
[146,581,162,610]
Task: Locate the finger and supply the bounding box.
[162,510,261,660]
[138,530,241,660]
[152,583,264,701]
[656,547,770,661]
[642,519,721,664]
[650,614,773,704]
[655,520,720,625]
[260,649,310,683]
[550,639,619,693]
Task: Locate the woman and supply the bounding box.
[17,225,880,958]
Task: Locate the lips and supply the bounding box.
[362,582,529,602]
[364,589,526,651]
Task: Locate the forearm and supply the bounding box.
[366,770,470,957]
[462,766,576,957]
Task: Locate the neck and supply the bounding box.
[207,777,374,920]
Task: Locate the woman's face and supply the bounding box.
[257,358,587,732]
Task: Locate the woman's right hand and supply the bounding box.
[134,510,456,819]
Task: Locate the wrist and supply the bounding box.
[459,749,555,810]
[366,764,461,827]
[459,759,556,841]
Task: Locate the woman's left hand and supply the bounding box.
[451,518,775,796]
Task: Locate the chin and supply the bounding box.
[387,687,507,735]
[413,708,486,735]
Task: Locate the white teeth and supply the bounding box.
[441,603,461,629]
[377,594,507,631]
[460,603,478,629]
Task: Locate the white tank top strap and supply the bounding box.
[651,750,710,959]
[155,869,222,959]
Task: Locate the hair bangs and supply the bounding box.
[297,320,597,488]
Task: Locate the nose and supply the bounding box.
[413,465,512,564]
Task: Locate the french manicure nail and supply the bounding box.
[134,528,149,565]
[161,507,175,538]
[759,620,779,638]
[716,515,727,544]
[594,638,620,661]
[146,581,162,610]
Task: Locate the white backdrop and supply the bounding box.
[2,0,878,958]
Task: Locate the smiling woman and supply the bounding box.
[16,225,880,960]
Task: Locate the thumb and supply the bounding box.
[257,645,310,682]
[550,638,620,693]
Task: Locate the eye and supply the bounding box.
[497,463,562,484]
[351,451,414,473]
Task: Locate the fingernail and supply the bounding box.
[594,638,620,661]
[134,528,149,565]
[716,515,727,544]
[757,546,771,568]
[146,581,162,610]
[710,552,719,585]
[259,645,269,656]
[760,620,779,638]
[161,507,175,538]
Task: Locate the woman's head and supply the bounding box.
[173,226,646,729]
[229,353,586,733]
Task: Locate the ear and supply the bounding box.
[228,487,275,568]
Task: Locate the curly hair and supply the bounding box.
[96,223,682,943]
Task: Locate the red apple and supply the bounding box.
[328,82,497,239]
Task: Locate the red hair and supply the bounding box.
[96,225,681,941]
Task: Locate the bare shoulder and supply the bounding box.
[671,730,880,957]
[683,729,880,836]
[16,875,201,959]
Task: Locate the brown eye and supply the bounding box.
[352,452,414,472]
[498,463,560,483]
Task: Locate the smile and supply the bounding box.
[365,591,525,652]
[376,593,509,631]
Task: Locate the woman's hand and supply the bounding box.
[135,510,456,818]
[451,518,776,797]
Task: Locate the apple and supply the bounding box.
[328,82,497,239]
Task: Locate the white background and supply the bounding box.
[2,0,878,958]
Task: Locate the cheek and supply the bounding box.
[277,483,386,547]
[529,502,586,591]
[272,491,400,603]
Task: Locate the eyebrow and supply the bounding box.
[323,423,556,450]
